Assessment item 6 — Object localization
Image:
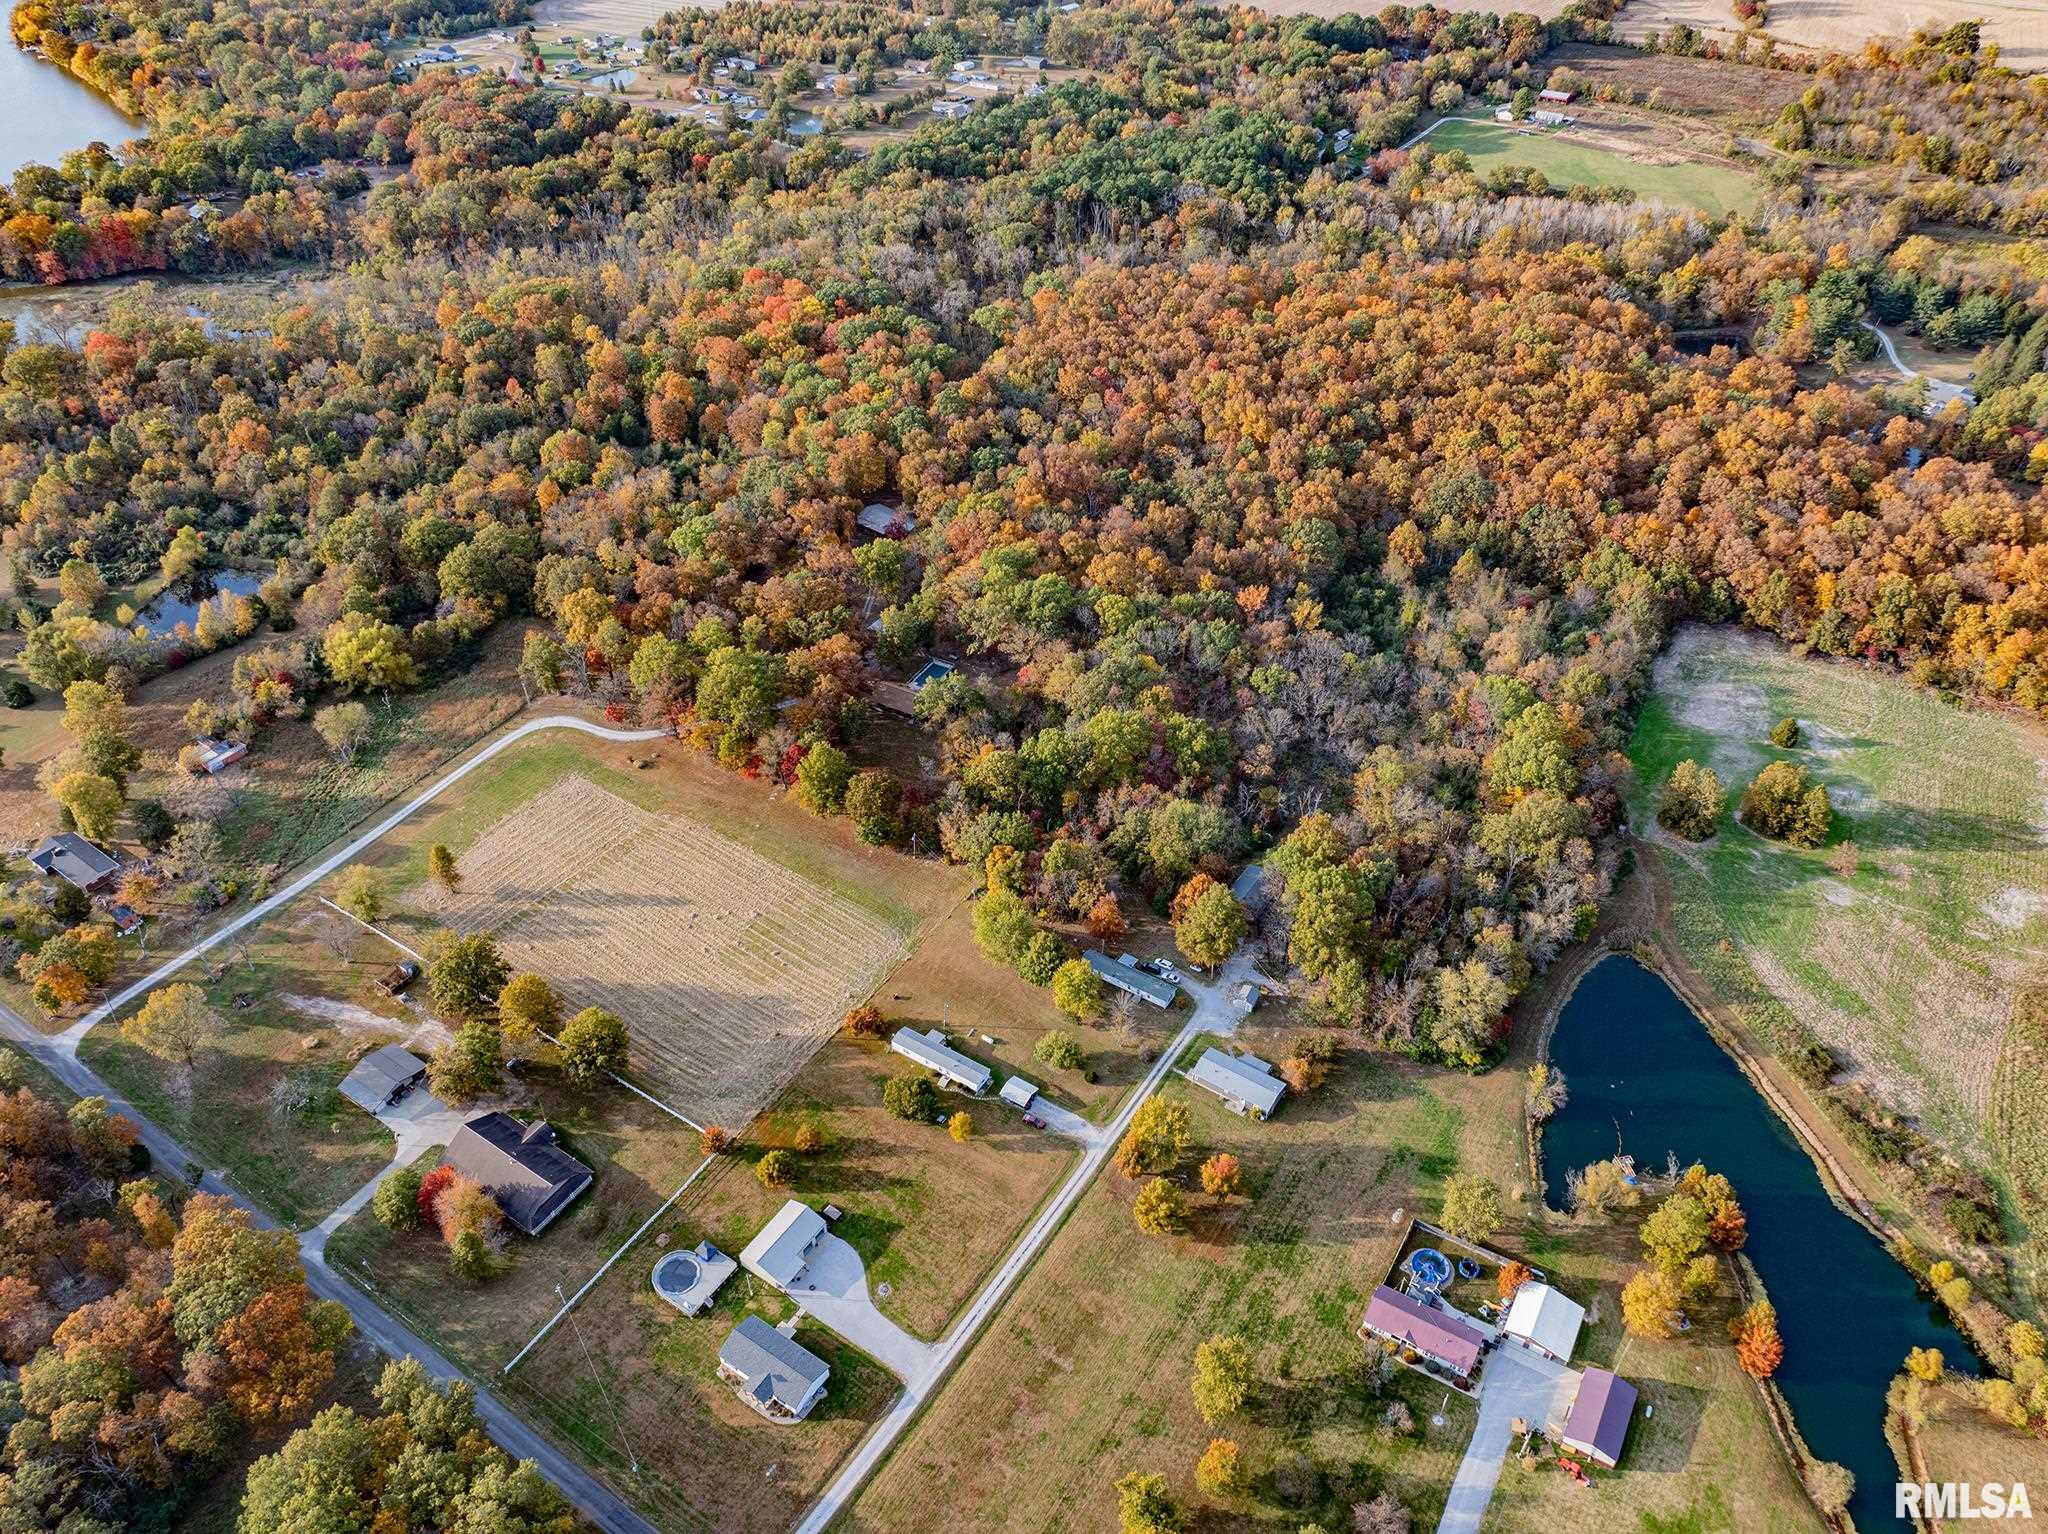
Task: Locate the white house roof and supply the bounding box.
[1502,1281,1585,1361]
[999,1076,1038,1109]
[890,1027,991,1093]
[739,1200,827,1289]
[1186,1048,1286,1117]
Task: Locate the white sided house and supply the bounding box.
[889,1027,991,1094]
[1083,949,1177,1009]
[740,1200,828,1291]
[1186,1047,1286,1120]
[1500,1280,1585,1364]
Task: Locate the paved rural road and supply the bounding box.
[1860,319,1975,412]
[790,953,1261,1534]
[2,716,667,1534]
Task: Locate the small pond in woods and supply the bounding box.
[135,572,266,639]
[1542,953,1970,1531]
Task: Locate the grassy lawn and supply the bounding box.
[869,893,1168,1124]
[513,1270,897,1534]
[845,1050,1527,1533]
[1629,626,2048,1252]
[1428,118,1758,218]
[492,1029,1083,1531]
[1480,1225,1821,1534]
[76,897,405,1227]
[325,1072,711,1372]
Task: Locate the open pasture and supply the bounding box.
[1425,117,1759,218]
[1630,626,2048,1196]
[412,771,911,1129]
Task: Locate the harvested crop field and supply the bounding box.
[1630,626,2048,1199]
[414,773,907,1127]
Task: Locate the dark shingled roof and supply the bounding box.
[1362,1285,1485,1375]
[442,1112,593,1236]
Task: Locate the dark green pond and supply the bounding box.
[1542,953,1969,1530]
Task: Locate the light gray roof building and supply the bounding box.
[890,1027,991,1094]
[1229,863,1268,913]
[1083,949,1177,1009]
[338,1044,427,1113]
[856,502,914,536]
[1186,1047,1286,1118]
[999,1075,1038,1110]
[740,1200,828,1290]
[718,1314,830,1420]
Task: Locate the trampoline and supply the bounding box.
[1407,1247,1453,1291]
[1457,1257,1482,1281]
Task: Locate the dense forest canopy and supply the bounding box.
[0,0,2041,1315]
[1,0,2047,1520]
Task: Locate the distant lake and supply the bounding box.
[1543,954,1970,1531]
[136,571,265,639]
[1,34,138,183]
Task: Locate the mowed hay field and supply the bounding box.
[845,1053,1526,1534]
[1629,626,2048,1198]
[378,728,963,1128]
[1425,118,1759,218]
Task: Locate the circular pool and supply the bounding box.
[653,1252,701,1300]
[1407,1247,1452,1290]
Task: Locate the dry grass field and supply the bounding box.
[410,771,909,1128]
[845,1055,1520,1534]
[1912,1377,2048,1503]
[874,894,1167,1124]
[1612,0,2048,73]
[493,1030,1077,1533]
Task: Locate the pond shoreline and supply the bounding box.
[1524,840,1920,1266]
[1523,844,1971,1533]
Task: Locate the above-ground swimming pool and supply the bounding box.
[1407,1247,1452,1290]
[654,1252,702,1298]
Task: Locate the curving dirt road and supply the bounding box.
[3,716,668,1534]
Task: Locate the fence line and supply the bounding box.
[501,1153,716,1375]
[317,896,429,961]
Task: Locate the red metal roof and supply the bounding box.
[1563,1367,1638,1464]
[1362,1285,1484,1374]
